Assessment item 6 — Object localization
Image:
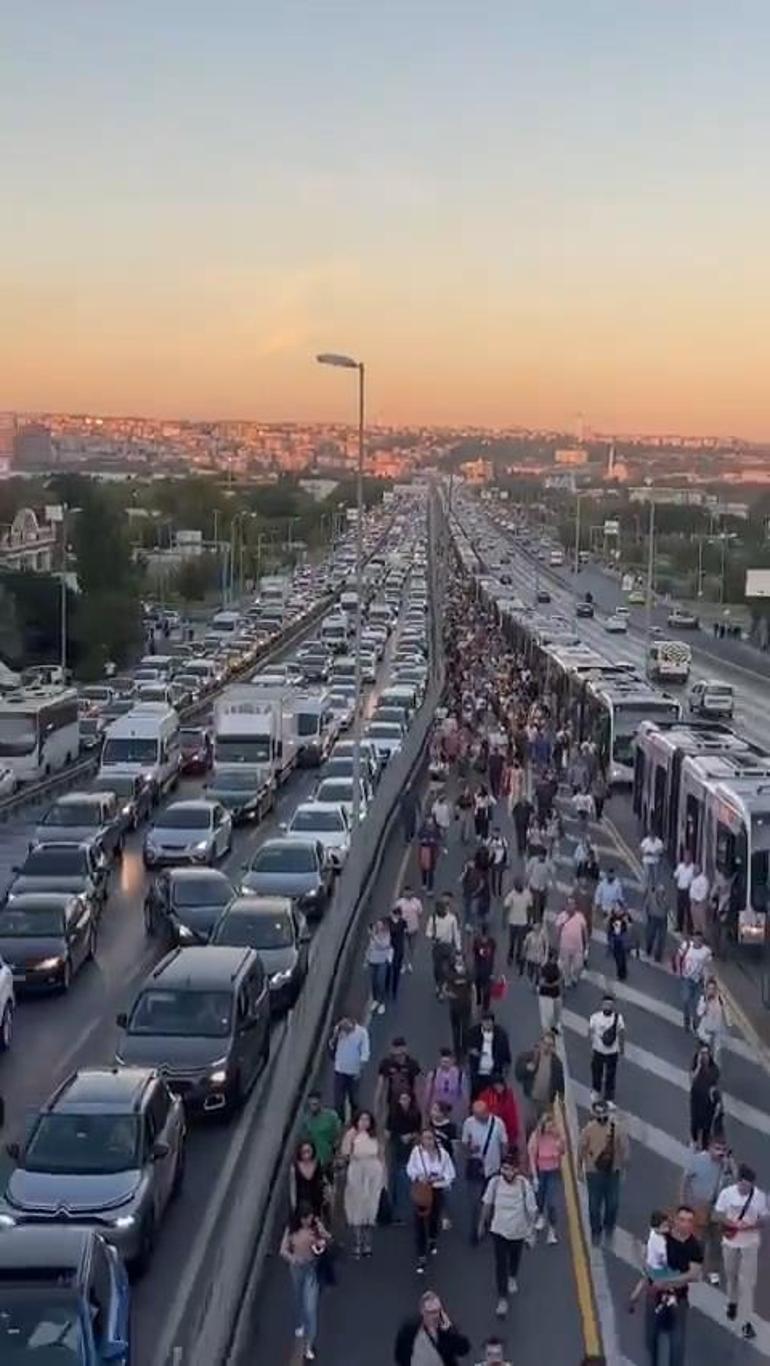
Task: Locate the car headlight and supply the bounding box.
[209,1068,228,1084]
[122,803,133,816]
[303,886,320,900]
[195,840,210,852]
[176,924,195,942]
[35,956,65,972]
[270,969,293,986]
[0,1213,17,1229]
[113,1214,136,1229]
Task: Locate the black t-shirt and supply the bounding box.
[662,1233,703,1301]
[378,1055,420,1104]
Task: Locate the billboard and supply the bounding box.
[745,569,770,598]
[603,519,620,536]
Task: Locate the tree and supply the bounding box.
[173,554,219,604]
[70,485,142,678]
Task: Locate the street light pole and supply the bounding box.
[317,352,365,829]
[645,484,656,649]
[573,491,583,628]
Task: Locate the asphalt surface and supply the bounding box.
[0,611,406,1363]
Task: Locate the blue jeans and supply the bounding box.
[645,914,667,962]
[370,961,388,1005]
[389,1158,411,1220]
[586,1169,620,1240]
[290,1261,319,1344]
[535,1168,562,1227]
[681,977,700,1030]
[645,1296,689,1366]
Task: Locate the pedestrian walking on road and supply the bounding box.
[606,905,632,981]
[300,1091,342,1176]
[472,924,497,1012]
[445,956,474,1060]
[578,1098,629,1247]
[394,1291,471,1366]
[456,784,475,844]
[387,903,407,1000]
[427,898,462,1000]
[522,921,548,989]
[689,1044,723,1149]
[556,900,588,988]
[537,947,564,1032]
[528,1110,565,1243]
[476,1075,520,1152]
[644,882,669,963]
[407,1127,457,1272]
[474,786,495,841]
[418,818,441,892]
[396,887,423,972]
[330,1016,370,1122]
[401,789,419,845]
[365,918,393,1015]
[695,978,730,1064]
[673,851,695,934]
[432,791,453,842]
[341,1111,386,1259]
[467,1011,512,1099]
[514,1030,565,1130]
[591,771,608,822]
[503,877,532,970]
[289,1141,331,1221]
[489,828,508,898]
[424,1047,468,1127]
[714,1162,768,1341]
[526,849,552,924]
[643,1205,702,1366]
[461,1099,508,1243]
[588,993,625,1103]
[375,1036,422,1123]
[478,1152,538,1318]
[688,865,710,936]
[511,795,533,858]
[280,1205,330,1362]
[387,1089,422,1225]
[680,1135,736,1283]
[640,831,664,894]
[676,931,713,1033]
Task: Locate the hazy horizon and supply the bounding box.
[3,2,770,440]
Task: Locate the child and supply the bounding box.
[628,1211,677,1311]
[523,922,548,990]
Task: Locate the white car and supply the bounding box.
[364,721,404,763]
[283,801,351,871]
[627,590,645,605]
[604,615,628,633]
[0,957,14,1049]
[328,690,355,730]
[0,765,16,800]
[314,777,369,823]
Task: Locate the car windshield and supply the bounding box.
[21,849,87,877]
[42,804,99,828]
[173,876,232,908]
[158,808,212,831]
[102,737,158,764]
[94,775,135,799]
[368,724,400,738]
[211,771,259,791]
[316,782,352,803]
[24,1114,142,1175]
[0,908,64,937]
[215,912,293,949]
[128,988,232,1037]
[297,714,320,737]
[181,729,206,747]
[252,846,315,874]
[291,809,344,832]
[0,1291,85,1362]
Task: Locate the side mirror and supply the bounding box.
[5,1142,20,1161]
[152,1140,170,1161]
[115,1012,128,1029]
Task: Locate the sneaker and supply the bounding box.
[741,1323,757,1341]
[726,1302,737,1321]
[429,1241,438,1256]
[534,1214,546,1232]
[707,1272,720,1286]
[507,1277,518,1295]
[376,1002,386,1015]
[304,1350,316,1362]
[295,1327,305,1339]
[547,1227,558,1245]
[417,1258,426,1275]
[495,1298,508,1318]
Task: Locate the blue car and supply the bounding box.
[0,1225,130,1363]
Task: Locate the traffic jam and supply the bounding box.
[0,492,429,1361]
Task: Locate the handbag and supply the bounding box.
[465,1116,496,1182]
[411,1151,435,1216]
[722,1187,754,1240]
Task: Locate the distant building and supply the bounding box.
[299,478,339,502]
[459,459,493,484]
[554,447,588,467]
[13,423,54,470]
[0,413,15,476]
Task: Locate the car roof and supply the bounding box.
[49,1067,155,1113]
[0,1225,93,1274]
[223,895,293,917]
[0,892,75,911]
[24,841,91,855]
[145,945,255,989]
[160,799,216,815]
[52,792,104,808]
[166,866,233,885]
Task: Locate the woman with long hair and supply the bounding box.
[280,1203,330,1362]
[341,1110,386,1258]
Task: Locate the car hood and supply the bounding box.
[171,904,223,938]
[0,935,66,965]
[147,827,210,849]
[252,944,297,975]
[33,823,101,847]
[241,871,319,896]
[208,783,261,806]
[9,875,90,898]
[117,1033,229,1072]
[7,1168,141,1216]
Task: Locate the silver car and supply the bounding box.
[143,800,233,869]
[0,1067,185,1274]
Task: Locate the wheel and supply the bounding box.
[171,1144,185,1198]
[60,958,72,993]
[130,1215,156,1279]
[0,1003,13,1052]
[228,1069,244,1114]
[143,901,156,935]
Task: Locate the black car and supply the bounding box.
[0,893,97,992]
[8,842,109,918]
[211,895,309,1011]
[92,772,154,831]
[204,768,273,824]
[536,588,551,604]
[144,867,235,945]
[576,600,594,618]
[179,728,213,775]
[115,947,271,1116]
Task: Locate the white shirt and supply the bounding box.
[426,911,460,949]
[396,895,422,934]
[406,1143,456,1189]
[461,1115,507,1178]
[641,835,663,866]
[645,1228,669,1271]
[479,1031,494,1076]
[689,873,710,903]
[674,861,695,891]
[680,942,712,982]
[588,1008,625,1055]
[432,799,452,831]
[714,1183,768,1249]
[482,1172,537,1240]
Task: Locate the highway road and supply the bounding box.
[0,597,413,1364]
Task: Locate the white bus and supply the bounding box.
[582,675,681,786]
[0,687,80,783]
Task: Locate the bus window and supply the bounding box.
[632,750,645,816]
[684,794,701,859]
[652,765,666,838]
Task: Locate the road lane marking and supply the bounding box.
[561,1009,770,1138]
[580,969,757,1063]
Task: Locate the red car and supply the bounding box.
[180,726,213,775]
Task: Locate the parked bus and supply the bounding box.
[0,687,80,783]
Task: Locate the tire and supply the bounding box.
[143,902,156,936]
[130,1215,156,1279]
[60,958,72,993]
[171,1145,185,1199]
[86,929,97,962]
[0,1003,13,1052]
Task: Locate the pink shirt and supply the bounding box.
[397,896,422,934]
[557,912,586,953]
[529,1130,564,1173]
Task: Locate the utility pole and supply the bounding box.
[645,484,655,648]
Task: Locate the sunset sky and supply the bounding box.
[3,2,770,437]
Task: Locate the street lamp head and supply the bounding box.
[317,352,359,369]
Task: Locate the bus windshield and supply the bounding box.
[0,714,37,756]
[613,702,680,764]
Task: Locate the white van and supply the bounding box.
[210,610,242,637]
[99,703,181,799]
[321,615,349,655]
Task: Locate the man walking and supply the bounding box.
[394,1292,470,1366]
[330,1015,370,1121]
[578,1098,629,1246]
[714,1163,768,1341]
[588,993,625,1103]
[673,850,694,934]
[640,829,664,894]
[526,849,552,925]
[556,900,588,988]
[677,931,713,1033]
[461,1097,507,1244]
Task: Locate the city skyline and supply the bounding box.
[4,3,770,438]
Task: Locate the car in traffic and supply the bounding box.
[210,895,309,1010]
[0,1068,185,1275]
[314,776,370,822]
[92,771,154,830]
[283,801,351,870]
[115,947,271,1116]
[667,607,699,629]
[0,955,13,1049]
[143,800,233,868]
[79,713,106,753]
[7,842,109,917]
[0,1226,130,1364]
[627,588,646,605]
[329,738,382,786]
[239,837,333,919]
[179,727,213,775]
[32,792,125,862]
[604,614,628,633]
[576,600,594,618]
[687,679,735,719]
[0,893,97,992]
[535,588,551,603]
[328,689,355,730]
[143,867,235,944]
[204,766,273,823]
[364,720,404,763]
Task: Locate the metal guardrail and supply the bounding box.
[0,593,340,825]
[162,497,446,1366]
